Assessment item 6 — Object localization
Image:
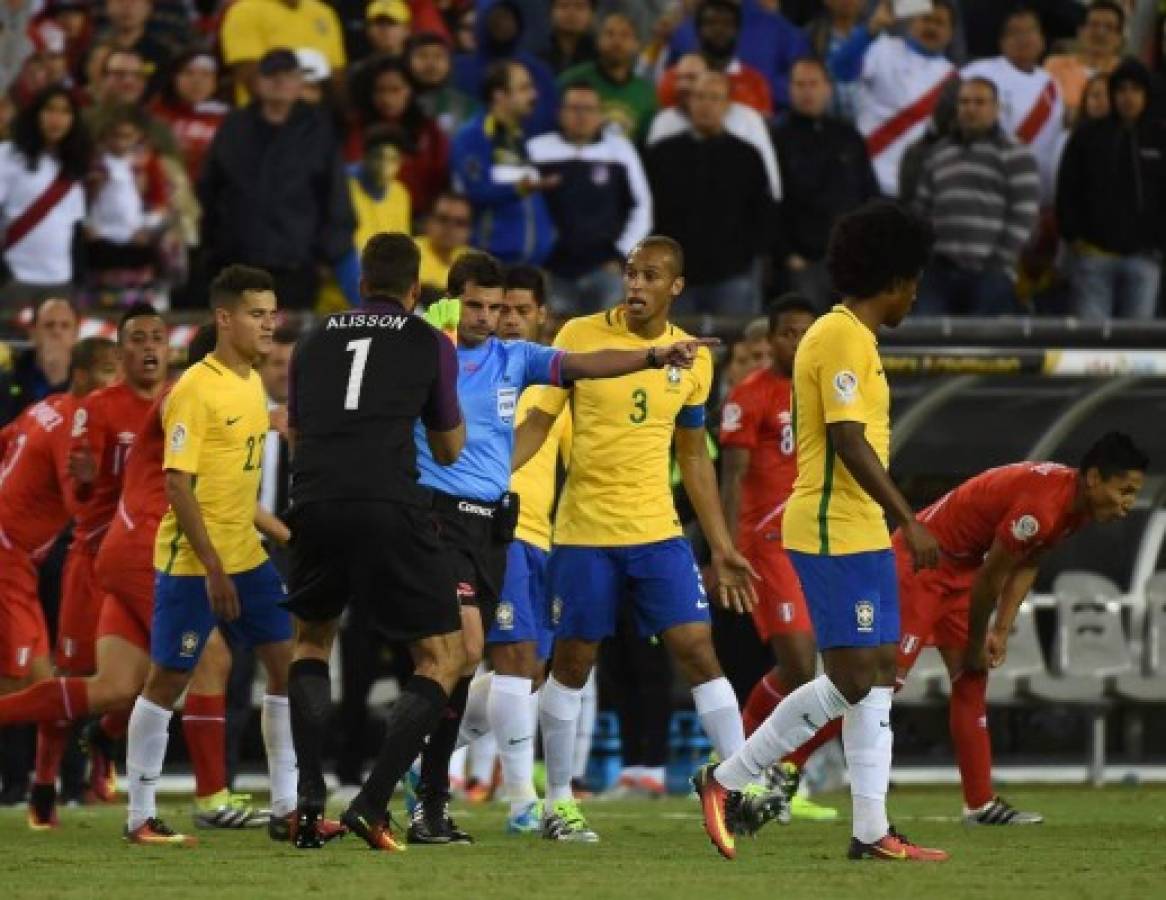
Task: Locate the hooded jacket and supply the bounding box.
[452,0,559,137]
[1057,59,1166,256]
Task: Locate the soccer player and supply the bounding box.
[453,263,570,834]
[122,266,297,847]
[284,233,467,852]
[894,434,1147,825]
[514,235,758,842]
[719,294,838,821]
[694,201,948,862]
[21,305,170,826]
[407,250,715,845]
[0,339,118,698]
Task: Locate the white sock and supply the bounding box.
[715,675,850,790]
[457,671,493,751]
[540,674,583,804]
[692,677,745,760]
[469,733,497,784]
[488,674,538,810]
[126,696,172,830]
[261,694,297,818]
[448,746,468,783]
[572,670,597,780]
[844,686,893,843]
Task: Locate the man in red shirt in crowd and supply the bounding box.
[0,338,119,698]
[719,294,837,819]
[893,433,1147,826]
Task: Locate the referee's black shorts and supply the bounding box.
[283,500,461,643]
[431,492,509,631]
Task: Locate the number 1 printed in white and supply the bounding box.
[344,338,371,410]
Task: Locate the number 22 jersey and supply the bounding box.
[154,356,270,576]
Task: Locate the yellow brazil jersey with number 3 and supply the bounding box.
[783,305,892,556]
[154,357,270,575]
[533,308,713,547]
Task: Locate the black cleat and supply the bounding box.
[407,792,473,845]
[27,783,58,830]
[726,783,788,837]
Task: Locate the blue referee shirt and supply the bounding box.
[416,337,565,501]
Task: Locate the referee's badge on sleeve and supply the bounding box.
[497,387,517,422]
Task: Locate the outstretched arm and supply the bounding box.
[560,339,719,382]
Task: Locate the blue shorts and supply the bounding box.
[787,549,899,650]
[151,561,292,671]
[488,540,554,660]
[549,538,709,641]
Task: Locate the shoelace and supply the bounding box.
[226,792,256,810]
[148,818,179,836]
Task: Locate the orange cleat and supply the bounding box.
[848,827,949,862]
[341,807,407,853]
[692,764,735,860]
[124,818,198,847]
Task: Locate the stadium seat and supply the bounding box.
[1113,572,1166,702]
[895,646,948,704]
[1027,573,1130,785]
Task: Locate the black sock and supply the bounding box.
[353,675,448,818]
[288,658,331,807]
[418,676,470,798]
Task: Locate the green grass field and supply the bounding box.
[2,786,1163,899]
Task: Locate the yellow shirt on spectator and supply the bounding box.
[783,305,891,556]
[416,236,468,294]
[221,0,346,103]
[349,176,411,253]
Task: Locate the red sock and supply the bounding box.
[783,716,843,769]
[99,711,130,740]
[950,670,993,809]
[34,719,71,785]
[0,677,89,727]
[742,670,787,737]
[182,693,227,800]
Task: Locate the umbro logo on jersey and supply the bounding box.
[226,416,242,426]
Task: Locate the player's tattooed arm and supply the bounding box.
[827,421,940,570]
[164,469,240,621]
[512,408,558,471]
[965,539,1027,671]
[675,425,758,615]
[719,446,750,538]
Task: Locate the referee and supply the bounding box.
[407,251,715,844]
[282,233,467,852]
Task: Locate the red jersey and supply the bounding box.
[112,387,170,538]
[69,383,157,551]
[658,58,774,115]
[719,368,798,535]
[918,462,1087,568]
[149,99,228,182]
[0,393,76,557]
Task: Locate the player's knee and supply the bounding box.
[670,640,722,686]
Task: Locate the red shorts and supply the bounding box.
[0,544,49,679]
[57,543,108,671]
[741,526,812,641]
[94,527,155,653]
[893,536,976,675]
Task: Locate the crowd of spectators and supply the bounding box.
[0,0,1163,322]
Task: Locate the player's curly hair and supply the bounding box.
[826,201,933,300]
[1079,432,1149,479]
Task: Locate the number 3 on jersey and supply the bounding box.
[345,338,372,410]
[630,387,648,424]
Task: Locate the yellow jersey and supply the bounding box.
[534,308,713,547]
[350,176,411,254]
[783,305,891,556]
[154,356,270,575]
[221,0,346,104]
[512,388,571,552]
[416,236,468,293]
